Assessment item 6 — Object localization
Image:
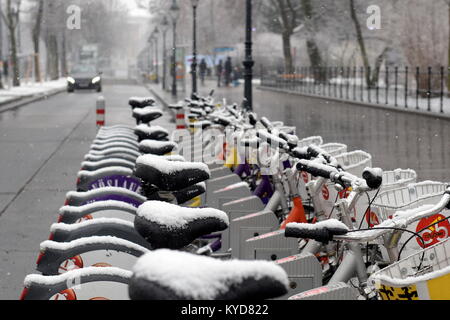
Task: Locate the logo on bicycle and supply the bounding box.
[52,289,77,300]
[416,214,450,248]
[322,185,330,200]
[365,210,380,228]
[301,172,309,183]
[59,256,84,274]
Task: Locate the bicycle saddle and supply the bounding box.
[133,108,163,124]
[134,125,169,142]
[134,201,228,250]
[129,249,289,300]
[172,182,206,204]
[284,220,349,244]
[139,140,178,156]
[134,155,210,191]
[129,97,156,109]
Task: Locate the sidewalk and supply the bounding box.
[0,79,67,111]
[259,84,450,121]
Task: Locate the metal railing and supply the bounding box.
[260,66,449,115]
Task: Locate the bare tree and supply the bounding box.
[31,0,44,82]
[1,0,22,86]
[348,0,389,87]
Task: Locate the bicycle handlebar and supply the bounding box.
[256,129,289,150]
[296,159,383,191]
[296,159,339,180]
[260,117,273,132]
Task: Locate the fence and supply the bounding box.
[260,66,449,115]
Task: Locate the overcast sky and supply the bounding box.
[121,0,152,18]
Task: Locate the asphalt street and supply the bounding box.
[0,83,173,299]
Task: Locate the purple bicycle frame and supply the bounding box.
[234,162,251,178]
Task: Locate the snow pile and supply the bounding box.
[40,236,149,255]
[133,107,163,116]
[81,158,135,169]
[139,140,177,150]
[88,147,140,157]
[136,201,229,229]
[286,219,349,232]
[77,167,133,178]
[65,187,146,202]
[59,200,138,215]
[132,249,289,300]
[51,218,134,233]
[392,204,436,222]
[135,125,169,135]
[161,155,185,162]
[135,155,210,175]
[24,267,132,287]
[364,167,383,179]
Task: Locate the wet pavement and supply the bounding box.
[187,80,450,182]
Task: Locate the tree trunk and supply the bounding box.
[0,3,3,89]
[301,0,323,70]
[448,2,450,96]
[60,32,68,77]
[370,47,388,86]
[46,34,59,80]
[282,32,293,74]
[32,0,44,82]
[9,25,19,86]
[349,0,370,87]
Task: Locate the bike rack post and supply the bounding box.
[96,96,106,130]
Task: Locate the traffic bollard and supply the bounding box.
[96,96,105,129]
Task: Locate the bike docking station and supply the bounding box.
[20,89,450,303]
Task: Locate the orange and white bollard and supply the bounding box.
[175,106,186,130]
[96,96,105,129]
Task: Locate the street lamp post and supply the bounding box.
[169,0,180,97]
[243,0,254,111]
[153,27,159,84]
[161,16,169,91]
[191,0,200,98]
[147,34,153,81]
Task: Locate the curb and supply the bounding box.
[258,86,450,121]
[0,87,66,114]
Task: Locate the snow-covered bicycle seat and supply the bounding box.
[134,201,228,250]
[134,155,210,191]
[129,249,289,300]
[133,107,163,124]
[138,140,178,156]
[129,97,156,109]
[134,125,169,142]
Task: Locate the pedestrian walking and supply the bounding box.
[224,57,232,87]
[217,60,223,87]
[233,67,241,87]
[199,58,207,86]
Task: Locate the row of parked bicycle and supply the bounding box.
[20,91,450,300]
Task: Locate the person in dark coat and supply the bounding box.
[216,60,223,87]
[199,58,207,85]
[224,57,232,87]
